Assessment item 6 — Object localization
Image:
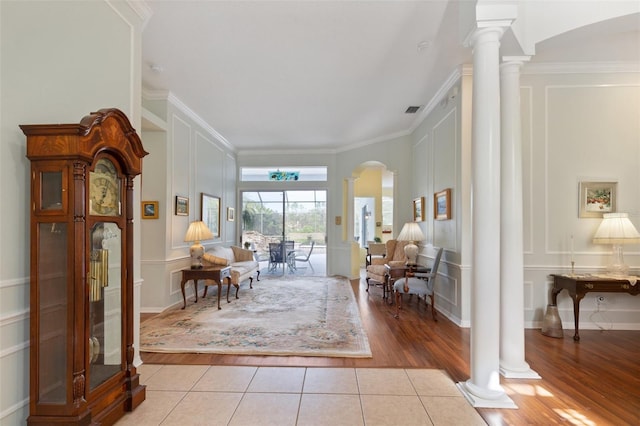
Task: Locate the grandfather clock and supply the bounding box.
[21,109,147,425]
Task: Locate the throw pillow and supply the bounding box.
[203,253,229,266]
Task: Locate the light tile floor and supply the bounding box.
[116,365,486,426]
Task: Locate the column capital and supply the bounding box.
[501,56,531,68]
[464,26,506,49]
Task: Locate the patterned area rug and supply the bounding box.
[140,276,372,358]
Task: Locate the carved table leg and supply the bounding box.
[181,278,187,309]
[216,282,221,310]
[572,293,584,341]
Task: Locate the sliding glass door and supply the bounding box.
[241,190,326,276]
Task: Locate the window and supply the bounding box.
[240,167,327,182]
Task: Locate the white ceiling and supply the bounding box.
[141,1,639,152]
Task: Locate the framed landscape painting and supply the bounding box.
[413,197,425,222]
[141,201,159,219]
[434,188,451,220]
[579,181,616,218]
[201,193,220,237]
[175,196,188,216]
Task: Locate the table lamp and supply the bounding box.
[184,221,214,269]
[592,213,640,276]
[397,222,425,266]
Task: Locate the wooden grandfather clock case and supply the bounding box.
[21,109,148,425]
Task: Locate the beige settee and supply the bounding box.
[203,245,260,288]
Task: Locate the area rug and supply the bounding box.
[140,276,372,358]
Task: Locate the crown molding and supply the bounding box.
[523,61,640,74]
[408,65,464,134]
[126,0,153,27]
[237,147,338,156]
[239,66,463,155]
[142,89,235,152]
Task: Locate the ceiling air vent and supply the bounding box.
[405,106,421,114]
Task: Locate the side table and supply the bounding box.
[384,264,430,304]
[550,274,639,341]
[181,266,232,310]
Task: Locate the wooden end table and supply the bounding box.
[181,266,232,310]
[384,264,430,304]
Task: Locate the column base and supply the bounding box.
[456,381,517,409]
[500,365,541,379]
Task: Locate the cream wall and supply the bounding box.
[140,94,238,312]
[1,1,639,424]
[409,72,467,324]
[0,1,146,423]
[521,69,640,329]
[409,66,640,330]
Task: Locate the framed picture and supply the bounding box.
[434,188,451,220]
[579,181,617,218]
[141,201,159,219]
[201,193,220,237]
[175,196,189,216]
[413,197,425,222]
[227,207,235,222]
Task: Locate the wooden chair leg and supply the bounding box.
[429,294,437,321]
[394,292,402,319]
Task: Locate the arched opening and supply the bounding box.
[352,161,394,269]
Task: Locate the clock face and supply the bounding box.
[89,158,120,216]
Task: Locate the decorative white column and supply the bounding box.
[346,177,356,242]
[456,27,515,409]
[499,57,540,379]
[346,177,361,278]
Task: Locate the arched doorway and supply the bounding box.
[352,161,395,268]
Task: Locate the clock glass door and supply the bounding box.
[37,222,68,403]
[89,222,123,390]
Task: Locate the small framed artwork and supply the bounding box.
[175,196,189,216]
[413,197,425,222]
[141,201,159,219]
[434,188,451,220]
[201,193,220,237]
[579,181,616,218]
[227,207,235,222]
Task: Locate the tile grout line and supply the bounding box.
[134,365,478,425]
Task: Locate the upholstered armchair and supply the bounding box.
[394,247,444,320]
[365,239,409,293]
[365,242,386,267]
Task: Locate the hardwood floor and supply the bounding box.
[141,277,640,425]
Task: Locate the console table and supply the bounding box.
[550,274,639,341]
[181,266,232,310]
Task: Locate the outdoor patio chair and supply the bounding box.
[293,241,315,272]
[268,241,295,272]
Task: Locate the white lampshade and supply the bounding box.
[397,222,425,265]
[592,213,640,275]
[184,221,214,269]
[593,213,640,244]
